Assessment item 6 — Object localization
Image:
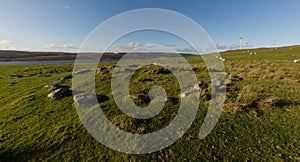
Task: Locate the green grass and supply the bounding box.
[0,46,300,161]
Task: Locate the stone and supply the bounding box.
[45,80,62,90]
[73,69,91,75]
[168,97,179,104]
[180,91,191,98]
[150,67,171,74]
[61,75,72,80]
[73,93,96,106]
[97,66,107,71]
[194,81,208,90]
[130,94,138,100]
[227,75,243,83]
[47,87,70,99]
[128,64,139,68]
[108,65,116,69]
[259,97,277,106]
[130,94,150,103]
[10,74,23,78]
[137,94,150,103]
[97,66,109,74]
[212,79,224,87]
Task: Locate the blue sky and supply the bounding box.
[0,0,299,52]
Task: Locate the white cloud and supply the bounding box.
[0,40,14,45]
[216,44,227,50]
[126,42,140,48]
[109,42,141,52]
[145,43,157,47]
[0,40,15,50]
[64,5,70,9]
[42,43,77,51]
[174,47,196,53]
[109,42,199,53]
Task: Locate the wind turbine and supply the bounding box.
[240,34,243,50]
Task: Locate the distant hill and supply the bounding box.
[0,45,299,61]
[220,44,300,54]
[0,50,189,61]
[0,50,125,61]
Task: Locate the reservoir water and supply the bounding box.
[0,60,116,65]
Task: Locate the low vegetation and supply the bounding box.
[0,46,299,161]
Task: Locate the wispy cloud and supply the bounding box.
[216,44,227,50]
[229,42,253,49]
[173,47,196,53]
[0,40,15,50]
[42,43,77,51]
[64,5,70,9]
[109,42,141,52]
[244,42,253,48]
[109,42,199,53]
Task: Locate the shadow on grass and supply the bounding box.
[274,99,300,108]
[239,99,300,117]
[64,90,109,103]
[1,148,47,161]
[96,94,109,103]
[0,133,89,161]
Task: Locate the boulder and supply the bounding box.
[211,79,227,91]
[45,80,62,90]
[130,94,150,103]
[128,64,139,68]
[227,75,243,83]
[168,97,179,104]
[137,94,151,103]
[60,75,72,81]
[212,79,225,87]
[194,81,208,90]
[47,87,70,99]
[97,66,109,74]
[73,69,91,75]
[149,66,171,74]
[130,94,138,100]
[180,91,191,98]
[73,93,96,106]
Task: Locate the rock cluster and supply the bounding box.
[130,94,151,104]
[46,75,72,99]
[180,74,243,100]
[179,81,210,99]
[47,87,70,99]
[194,81,208,90]
[97,66,109,74]
[227,75,243,84]
[45,80,61,91]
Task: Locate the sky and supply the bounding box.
[0,0,300,52]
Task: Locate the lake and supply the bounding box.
[0,60,116,65]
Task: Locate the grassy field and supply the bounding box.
[0,46,299,161]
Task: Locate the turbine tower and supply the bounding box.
[240,34,243,50]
